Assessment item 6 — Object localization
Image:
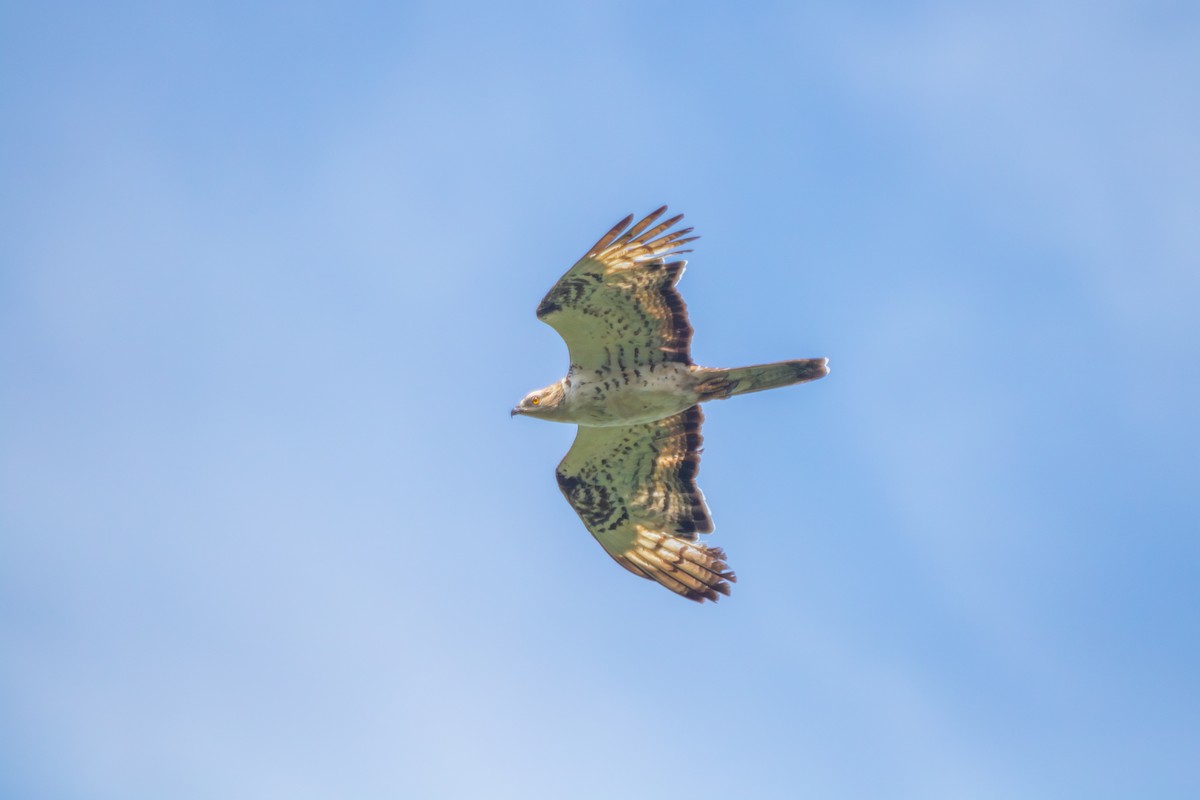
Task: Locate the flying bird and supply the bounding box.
[513,207,828,602]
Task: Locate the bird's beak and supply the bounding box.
[510,406,521,418]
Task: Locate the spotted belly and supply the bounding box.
[562,368,699,426]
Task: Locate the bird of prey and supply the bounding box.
[513,207,828,602]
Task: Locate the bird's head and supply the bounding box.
[511,381,566,419]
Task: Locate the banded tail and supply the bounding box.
[694,358,829,401]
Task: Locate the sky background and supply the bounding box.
[2,2,1198,798]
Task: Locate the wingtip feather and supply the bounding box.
[588,213,635,255]
[616,530,735,603]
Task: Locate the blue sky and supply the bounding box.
[2,2,1197,798]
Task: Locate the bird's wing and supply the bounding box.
[555,405,735,602]
[536,207,699,371]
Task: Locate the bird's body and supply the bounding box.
[545,363,700,426]
[514,207,828,602]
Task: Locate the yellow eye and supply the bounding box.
[531,397,540,405]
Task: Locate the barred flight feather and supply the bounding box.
[616,532,735,603]
[556,406,731,601]
[537,208,700,367]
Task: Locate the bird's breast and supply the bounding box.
[562,366,698,426]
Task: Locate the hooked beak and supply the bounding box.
[510,406,522,418]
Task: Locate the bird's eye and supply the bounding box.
[531,397,540,405]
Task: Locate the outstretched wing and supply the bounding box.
[537,207,699,370]
[555,405,736,602]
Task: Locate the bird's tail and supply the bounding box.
[693,358,829,401]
